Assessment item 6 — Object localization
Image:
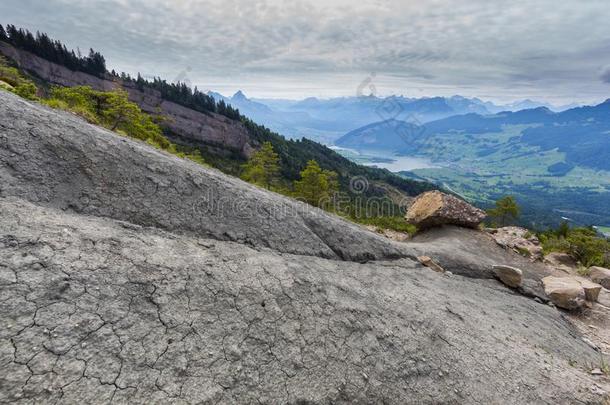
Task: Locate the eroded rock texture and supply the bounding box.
[0,92,408,263]
[0,91,609,403]
[0,198,607,404]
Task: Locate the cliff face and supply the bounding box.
[1,90,609,404]
[0,41,254,156]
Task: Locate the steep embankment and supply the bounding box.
[1,90,609,403]
[0,41,254,156]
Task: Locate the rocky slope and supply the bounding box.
[1,90,609,403]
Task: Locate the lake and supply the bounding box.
[363,155,439,172]
[330,146,438,172]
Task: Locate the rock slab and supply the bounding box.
[0,91,409,263]
[493,227,543,261]
[493,265,523,288]
[1,198,608,404]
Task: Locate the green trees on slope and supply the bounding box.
[538,224,610,268]
[0,24,106,77]
[241,142,280,189]
[48,86,171,150]
[241,144,339,208]
[487,195,520,227]
[294,160,339,208]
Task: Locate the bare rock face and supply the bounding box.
[405,191,486,230]
[590,266,610,289]
[542,276,586,310]
[493,265,523,288]
[1,91,609,403]
[493,227,543,261]
[2,198,609,404]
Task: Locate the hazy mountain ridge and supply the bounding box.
[209,90,577,144]
[337,101,610,171]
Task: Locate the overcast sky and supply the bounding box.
[2,0,610,103]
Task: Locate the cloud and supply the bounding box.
[600,66,610,84]
[2,0,610,102]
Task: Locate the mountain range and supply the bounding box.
[208,91,578,144]
[337,101,610,172]
[335,101,610,227]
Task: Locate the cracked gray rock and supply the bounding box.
[0,91,408,263]
[1,198,608,404]
[1,90,609,403]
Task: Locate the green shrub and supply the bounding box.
[0,56,39,100]
[42,98,69,110]
[13,82,38,100]
[0,62,23,87]
[539,225,610,267]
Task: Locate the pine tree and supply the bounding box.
[487,195,520,227]
[294,160,338,208]
[0,25,7,42]
[102,89,141,131]
[241,142,280,189]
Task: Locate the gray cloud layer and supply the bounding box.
[2,0,610,102]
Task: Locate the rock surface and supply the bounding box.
[590,267,610,289]
[544,252,578,273]
[408,226,553,299]
[405,191,486,230]
[493,265,523,288]
[492,226,543,261]
[579,279,603,302]
[1,198,608,404]
[542,276,586,310]
[0,92,408,263]
[1,90,609,403]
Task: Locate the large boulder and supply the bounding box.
[590,266,610,289]
[542,276,586,310]
[405,191,486,230]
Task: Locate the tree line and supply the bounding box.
[0,24,106,76]
[0,24,240,120]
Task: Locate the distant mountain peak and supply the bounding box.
[232,90,248,101]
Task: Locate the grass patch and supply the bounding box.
[354,216,418,235]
